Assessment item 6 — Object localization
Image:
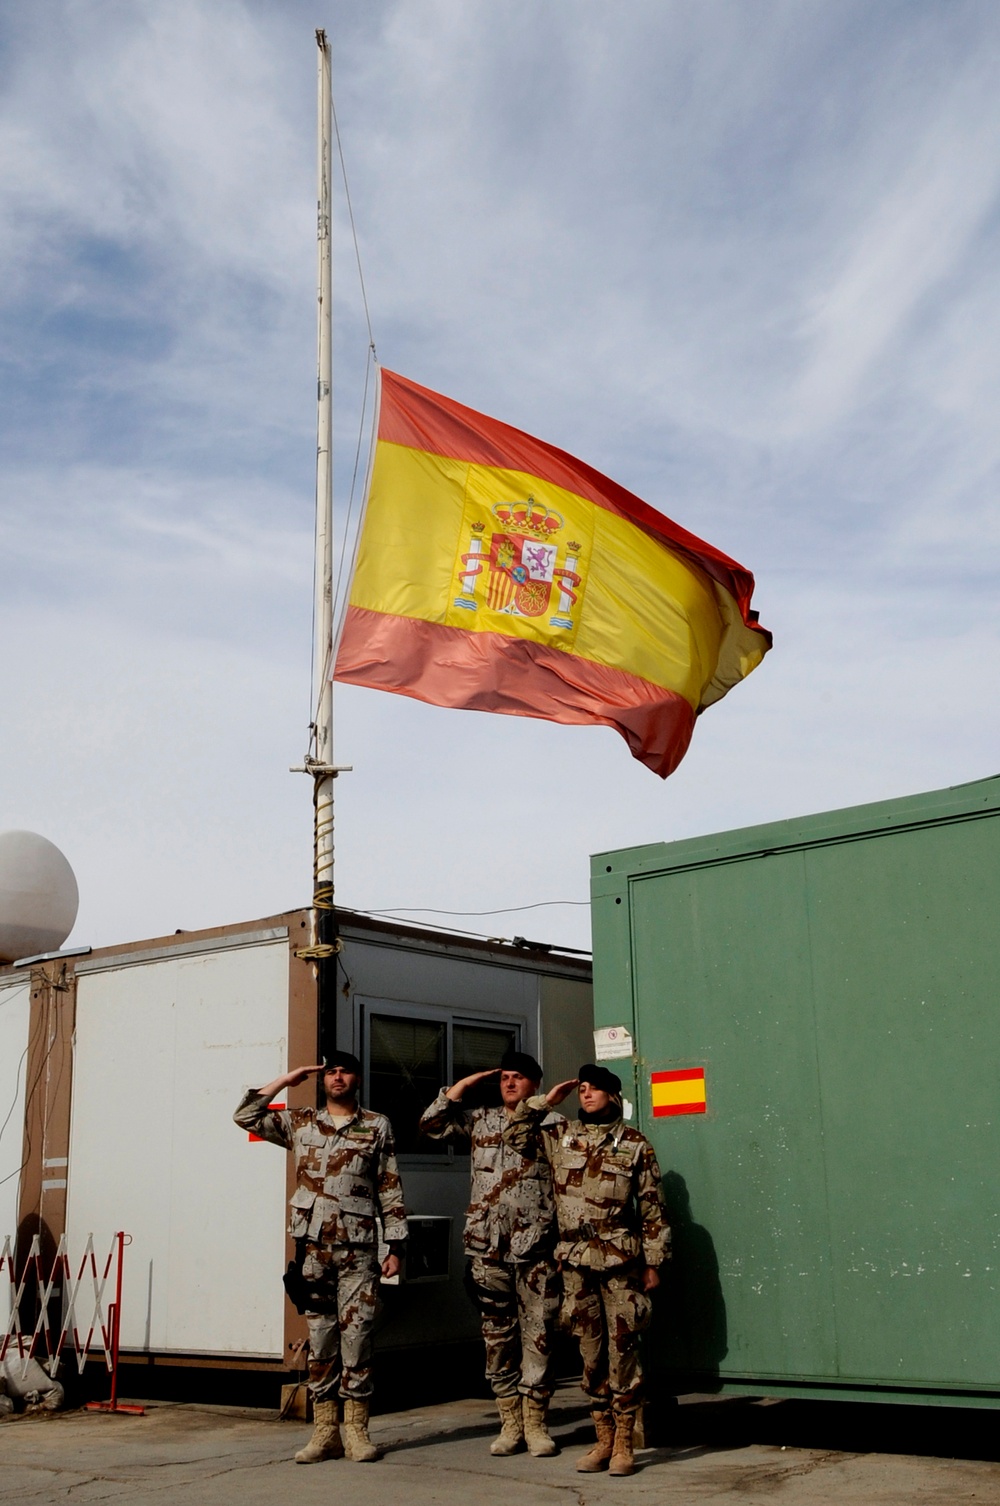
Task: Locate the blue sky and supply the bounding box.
[2,0,999,953]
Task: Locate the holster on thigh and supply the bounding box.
[298,1245,340,1316]
[463,1261,515,1319]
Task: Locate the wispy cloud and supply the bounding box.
[790,69,1000,434]
[2,0,999,952]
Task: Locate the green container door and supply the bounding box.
[592,777,1000,1402]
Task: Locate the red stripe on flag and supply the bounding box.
[651,1068,705,1084]
[653,1101,708,1117]
[336,607,697,779]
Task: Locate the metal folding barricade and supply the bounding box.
[1,1230,143,1415]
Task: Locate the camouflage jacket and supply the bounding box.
[234,1090,408,1248]
[503,1096,670,1271]
[419,1090,563,1261]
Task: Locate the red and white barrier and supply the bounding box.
[1,1231,143,1414]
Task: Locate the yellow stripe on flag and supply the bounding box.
[651,1077,708,1108]
[348,442,730,707]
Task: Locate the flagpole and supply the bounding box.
[297,28,348,1056]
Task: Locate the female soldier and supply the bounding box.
[503,1064,669,1476]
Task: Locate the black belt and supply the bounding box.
[562,1222,612,1242]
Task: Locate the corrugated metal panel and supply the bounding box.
[66,940,290,1357]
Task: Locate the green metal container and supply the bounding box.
[591,776,1000,1407]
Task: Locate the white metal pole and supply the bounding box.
[313,29,335,919]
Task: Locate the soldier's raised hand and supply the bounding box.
[446,1068,500,1102]
[253,1064,325,1101]
[277,1066,323,1090]
[545,1078,579,1107]
[283,1064,326,1087]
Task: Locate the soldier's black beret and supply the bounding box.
[499,1049,543,1082]
[577,1063,622,1096]
[324,1051,362,1077]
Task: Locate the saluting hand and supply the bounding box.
[446,1068,500,1103]
[253,1064,325,1100]
[545,1078,579,1107]
[283,1064,326,1087]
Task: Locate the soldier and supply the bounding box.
[419,1049,562,1457]
[234,1052,407,1465]
[504,1063,669,1477]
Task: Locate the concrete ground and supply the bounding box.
[3,1382,1000,1506]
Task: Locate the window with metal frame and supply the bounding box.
[363,1004,521,1156]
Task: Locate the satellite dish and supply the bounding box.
[0,831,79,964]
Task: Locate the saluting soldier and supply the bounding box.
[419,1049,563,1457]
[234,1052,407,1465]
[503,1063,669,1477]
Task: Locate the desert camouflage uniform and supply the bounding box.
[504,1097,670,1414]
[234,1090,407,1401]
[419,1091,563,1401]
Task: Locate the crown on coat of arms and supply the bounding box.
[492,497,563,538]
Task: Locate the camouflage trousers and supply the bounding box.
[561,1264,652,1415]
[467,1255,559,1402]
[302,1244,380,1401]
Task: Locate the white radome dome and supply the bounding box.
[0,831,79,964]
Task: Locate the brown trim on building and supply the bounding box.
[282,918,318,1368]
[16,959,77,1268]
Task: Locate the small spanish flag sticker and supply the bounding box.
[651,1069,706,1117]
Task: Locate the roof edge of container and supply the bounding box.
[591,771,1000,879]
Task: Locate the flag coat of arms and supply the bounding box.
[334,369,771,777]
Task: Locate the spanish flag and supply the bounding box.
[651,1069,707,1117]
[334,369,771,777]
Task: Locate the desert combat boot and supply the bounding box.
[342,1397,380,1462]
[490,1393,524,1455]
[576,1408,615,1472]
[294,1398,344,1463]
[608,1409,636,1476]
[522,1396,558,1456]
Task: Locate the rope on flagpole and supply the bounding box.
[331,345,378,644]
[305,70,380,759]
[331,89,376,357]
